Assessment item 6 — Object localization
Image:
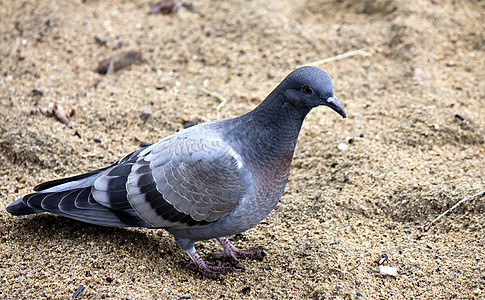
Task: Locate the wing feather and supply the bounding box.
[126,136,252,228]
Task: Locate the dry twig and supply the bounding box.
[300,47,372,67]
[424,190,485,232]
[199,87,227,110]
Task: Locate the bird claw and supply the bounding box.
[208,252,239,265]
[210,245,266,262]
[211,237,267,264]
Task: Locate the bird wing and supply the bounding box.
[93,134,251,229]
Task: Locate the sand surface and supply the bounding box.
[1,0,484,298]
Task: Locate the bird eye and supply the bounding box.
[302,85,313,95]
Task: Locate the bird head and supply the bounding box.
[282,66,346,118]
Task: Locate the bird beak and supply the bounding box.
[325,96,346,118]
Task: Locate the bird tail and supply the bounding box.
[6,166,108,217]
[6,148,153,228]
[6,186,127,226]
[6,199,43,215]
[5,167,106,216]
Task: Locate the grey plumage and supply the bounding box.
[7,66,346,277]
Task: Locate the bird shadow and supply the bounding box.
[8,214,181,265]
[7,214,251,280]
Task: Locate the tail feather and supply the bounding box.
[33,166,111,192]
[7,187,153,228]
[6,199,43,215]
[7,147,153,228]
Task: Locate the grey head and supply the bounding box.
[279,66,346,118]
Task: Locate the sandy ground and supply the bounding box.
[1,0,484,298]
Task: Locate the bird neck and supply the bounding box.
[229,91,311,176]
[246,89,310,143]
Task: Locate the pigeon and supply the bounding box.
[7,66,346,277]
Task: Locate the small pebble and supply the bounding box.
[94,35,107,45]
[95,50,141,74]
[376,254,389,265]
[241,286,251,294]
[93,79,101,89]
[93,138,102,143]
[149,0,185,14]
[378,265,397,276]
[72,285,85,298]
[454,114,465,121]
[139,142,152,147]
[31,89,43,96]
[106,277,114,283]
[155,86,166,90]
[412,69,432,81]
[183,118,201,129]
[338,143,349,151]
[140,108,152,122]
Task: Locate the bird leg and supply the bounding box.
[209,237,266,264]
